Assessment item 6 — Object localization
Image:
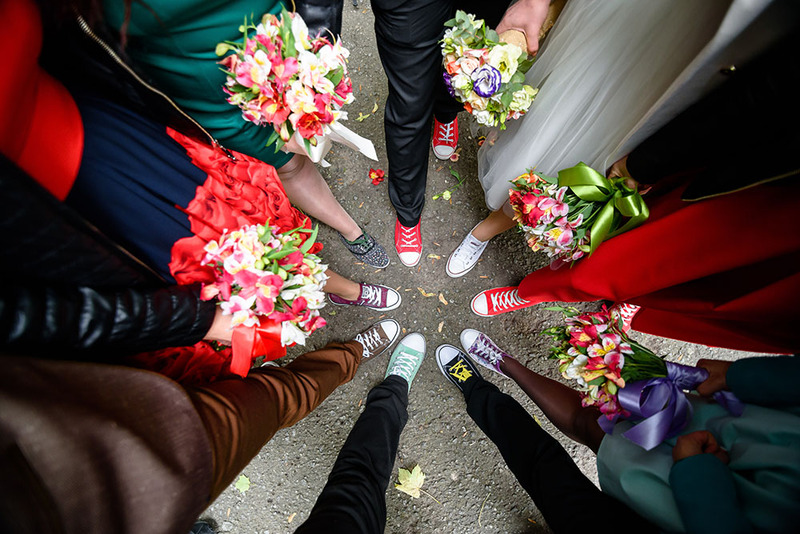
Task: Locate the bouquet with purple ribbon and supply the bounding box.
[440,11,538,128]
[544,306,744,450]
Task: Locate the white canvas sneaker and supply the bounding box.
[446,225,488,278]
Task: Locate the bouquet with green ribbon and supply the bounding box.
[508,163,649,266]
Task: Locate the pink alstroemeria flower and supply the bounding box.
[587,333,623,358]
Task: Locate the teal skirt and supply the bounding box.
[597,396,800,533]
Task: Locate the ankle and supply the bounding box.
[471,221,495,242]
[335,283,361,301]
[341,227,362,242]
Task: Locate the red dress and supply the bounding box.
[518,179,800,354]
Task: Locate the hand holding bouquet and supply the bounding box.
[509,163,649,267]
[217,9,376,163]
[544,306,742,450]
[441,10,538,129]
[200,222,328,375]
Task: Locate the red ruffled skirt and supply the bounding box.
[518,179,800,354]
[127,130,322,385]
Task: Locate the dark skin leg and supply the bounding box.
[499,358,606,453]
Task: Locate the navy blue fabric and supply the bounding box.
[66,92,208,282]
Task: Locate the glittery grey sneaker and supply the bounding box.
[340,230,390,268]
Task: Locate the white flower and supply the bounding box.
[291,14,311,52]
[451,73,473,93]
[473,109,495,126]
[486,43,522,83]
[509,86,538,112]
[281,321,308,346]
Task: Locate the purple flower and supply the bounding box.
[471,65,501,97]
[442,72,456,98]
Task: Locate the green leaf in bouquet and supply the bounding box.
[328,67,345,87]
[509,70,526,85]
[500,91,514,108]
[518,56,536,73]
[267,246,300,260]
[485,28,500,43]
[299,225,319,254]
[265,129,280,148]
[587,376,606,387]
[455,10,469,24]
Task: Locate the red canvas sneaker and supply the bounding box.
[394,219,422,267]
[470,286,533,317]
[432,116,458,160]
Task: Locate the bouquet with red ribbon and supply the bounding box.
[544,306,743,450]
[199,222,328,376]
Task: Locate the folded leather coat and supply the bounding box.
[0,156,216,359]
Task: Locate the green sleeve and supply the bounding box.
[669,454,753,534]
[102,0,294,168]
[726,356,800,406]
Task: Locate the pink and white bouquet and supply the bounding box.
[508,164,649,267]
[441,11,538,129]
[200,222,328,348]
[543,306,666,422]
[217,8,372,162]
[543,306,743,450]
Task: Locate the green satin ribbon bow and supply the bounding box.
[557,162,649,255]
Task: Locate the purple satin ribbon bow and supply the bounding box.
[598,362,744,451]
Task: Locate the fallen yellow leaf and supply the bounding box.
[417,287,435,298]
[371,101,379,113]
[287,512,297,523]
[427,254,441,260]
[438,293,448,305]
[437,321,444,333]
[395,465,425,498]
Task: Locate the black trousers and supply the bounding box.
[297,374,655,533]
[295,375,409,534]
[372,0,512,226]
[463,378,656,534]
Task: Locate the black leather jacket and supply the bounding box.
[0,156,216,359]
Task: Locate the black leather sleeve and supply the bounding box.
[0,284,216,358]
[295,0,344,37]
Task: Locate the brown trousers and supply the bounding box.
[188,340,363,499]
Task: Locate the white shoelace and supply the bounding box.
[389,350,419,382]
[489,289,529,311]
[355,327,384,359]
[453,234,487,265]
[398,226,420,249]
[435,121,455,143]
[471,334,504,365]
[359,284,384,307]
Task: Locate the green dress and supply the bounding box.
[597,356,800,533]
[102,0,293,168]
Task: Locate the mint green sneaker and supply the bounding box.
[385,333,426,390]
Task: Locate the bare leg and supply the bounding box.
[472,201,517,242]
[278,155,362,241]
[499,358,605,453]
[324,270,361,300]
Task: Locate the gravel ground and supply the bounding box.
[200,5,756,533]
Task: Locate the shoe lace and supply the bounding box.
[389,349,419,382]
[355,327,383,358]
[435,121,455,143]
[398,225,420,248]
[490,289,529,311]
[471,334,506,367]
[359,284,383,307]
[454,235,485,263]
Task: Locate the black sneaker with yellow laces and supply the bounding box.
[435,344,481,392]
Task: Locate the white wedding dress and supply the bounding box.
[478,0,784,211]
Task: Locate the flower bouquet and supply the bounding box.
[508,163,649,267]
[543,306,742,450]
[441,10,538,129]
[217,8,376,165]
[200,222,328,376]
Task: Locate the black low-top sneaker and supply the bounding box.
[340,231,390,269]
[435,344,482,392]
